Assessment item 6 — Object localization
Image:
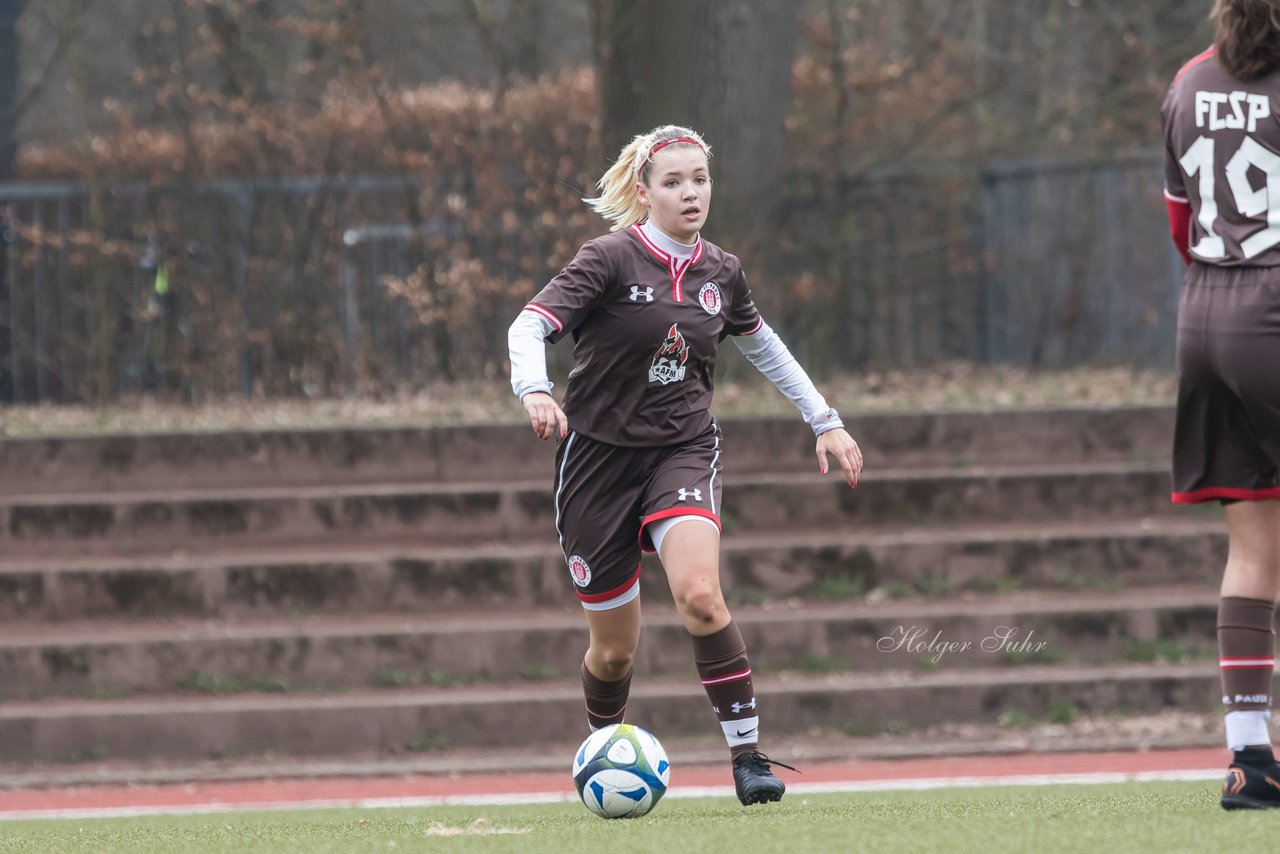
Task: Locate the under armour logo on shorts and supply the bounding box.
[677,488,702,502]
[629,286,654,302]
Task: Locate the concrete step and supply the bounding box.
[0,460,1192,559]
[0,406,1173,497]
[0,663,1219,763]
[0,589,1221,701]
[0,518,1226,622]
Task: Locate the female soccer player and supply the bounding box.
[1162,0,1280,810]
[508,125,863,806]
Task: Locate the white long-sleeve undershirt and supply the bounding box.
[508,309,556,401]
[731,322,843,436]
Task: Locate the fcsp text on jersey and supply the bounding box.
[1195,90,1269,132]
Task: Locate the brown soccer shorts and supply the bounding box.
[1173,263,1280,503]
[552,419,723,609]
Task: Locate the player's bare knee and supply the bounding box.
[592,646,635,678]
[676,583,722,625]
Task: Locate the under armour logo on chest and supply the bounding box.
[629,286,654,302]
[677,488,702,502]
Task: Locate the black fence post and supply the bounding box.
[233,187,254,398]
[0,0,15,404]
[0,210,12,403]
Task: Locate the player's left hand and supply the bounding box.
[816,428,863,488]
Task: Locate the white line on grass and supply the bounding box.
[0,768,1224,822]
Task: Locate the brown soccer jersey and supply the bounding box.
[524,225,762,447]
[1163,47,1280,267]
[1163,48,1280,504]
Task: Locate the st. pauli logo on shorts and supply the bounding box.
[568,554,592,587]
[649,323,689,385]
[697,281,722,315]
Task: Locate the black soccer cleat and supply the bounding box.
[732,751,796,806]
[1221,756,1280,810]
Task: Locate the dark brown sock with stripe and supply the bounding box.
[1219,596,1276,749]
[581,660,632,730]
[691,621,760,759]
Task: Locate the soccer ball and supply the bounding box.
[571,723,671,819]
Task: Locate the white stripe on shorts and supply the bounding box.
[649,514,720,556]
[580,579,641,612]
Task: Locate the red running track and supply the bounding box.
[0,747,1229,821]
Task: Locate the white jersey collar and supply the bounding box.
[639,220,699,262]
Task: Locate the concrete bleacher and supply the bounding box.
[0,406,1228,768]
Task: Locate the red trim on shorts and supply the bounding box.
[523,303,562,333]
[1174,46,1216,83]
[638,507,722,553]
[576,563,642,603]
[1172,486,1280,504]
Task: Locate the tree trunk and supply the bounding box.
[0,0,17,182]
[508,0,546,80]
[0,0,18,401]
[62,0,111,400]
[596,0,799,242]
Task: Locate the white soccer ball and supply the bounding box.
[571,723,671,819]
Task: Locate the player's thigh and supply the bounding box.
[657,518,724,597]
[583,596,642,659]
[1225,500,1280,572]
[656,519,730,635]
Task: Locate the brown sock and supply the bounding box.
[1219,596,1276,750]
[692,621,760,759]
[581,660,632,730]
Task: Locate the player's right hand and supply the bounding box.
[522,391,568,440]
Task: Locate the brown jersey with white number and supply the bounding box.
[524,225,762,447]
[1163,47,1280,267]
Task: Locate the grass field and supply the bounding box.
[0,781,1266,854]
[0,364,1175,437]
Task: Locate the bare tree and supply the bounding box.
[594,0,800,241]
[0,0,17,401]
[458,0,553,109]
[0,0,19,181]
[58,0,118,399]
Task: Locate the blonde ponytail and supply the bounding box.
[584,125,711,231]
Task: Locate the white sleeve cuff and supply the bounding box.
[733,323,844,436]
[509,309,556,400]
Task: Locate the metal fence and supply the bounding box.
[0,176,449,402]
[0,155,1181,404]
[978,155,1183,368]
[768,153,1179,377]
